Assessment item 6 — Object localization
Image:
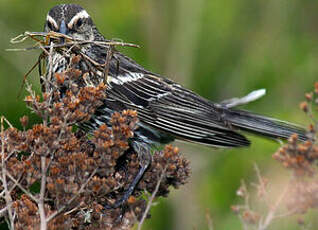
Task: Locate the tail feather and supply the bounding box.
[225,109,308,141]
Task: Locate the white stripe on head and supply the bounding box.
[46,15,58,29]
[68,10,90,28]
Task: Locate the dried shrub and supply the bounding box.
[0,57,190,230]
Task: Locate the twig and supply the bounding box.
[240,180,250,210]
[239,215,249,230]
[63,205,80,216]
[47,42,54,86]
[79,51,104,67]
[38,43,50,56]
[253,163,270,207]
[103,46,113,83]
[1,116,15,229]
[0,189,5,198]
[258,185,288,230]
[4,150,16,162]
[8,31,140,51]
[272,209,296,220]
[7,174,23,195]
[0,207,8,218]
[17,58,41,99]
[10,31,72,44]
[5,171,37,202]
[38,156,47,230]
[238,180,250,230]
[137,166,167,230]
[10,33,29,43]
[1,116,13,129]
[205,209,214,230]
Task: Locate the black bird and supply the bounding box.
[42,4,307,208]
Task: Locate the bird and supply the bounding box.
[41,4,307,208]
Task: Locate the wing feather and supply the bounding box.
[106,73,250,147]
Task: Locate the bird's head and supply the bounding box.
[44,4,98,41]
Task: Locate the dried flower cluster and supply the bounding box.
[231,83,318,230]
[0,56,190,230]
[273,83,318,217]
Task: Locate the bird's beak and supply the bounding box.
[58,20,68,43]
[59,20,68,35]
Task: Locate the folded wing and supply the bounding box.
[106,72,251,147]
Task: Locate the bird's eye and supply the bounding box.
[75,18,83,28]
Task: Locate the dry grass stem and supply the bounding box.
[137,166,167,230]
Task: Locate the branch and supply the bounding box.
[0,207,8,218]
[1,116,15,229]
[5,172,37,202]
[8,31,140,51]
[138,166,167,230]
[258,185,288,230]
[205,209,214,230]
[38,156,47,230]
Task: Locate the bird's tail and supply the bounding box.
[225,109,308,141]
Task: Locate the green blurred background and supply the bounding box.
[0,0,317,229]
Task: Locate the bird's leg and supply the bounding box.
[105,142,151,209]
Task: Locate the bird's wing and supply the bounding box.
[106,72,250,147]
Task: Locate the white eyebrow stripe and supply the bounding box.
[46,15,58,29]
[68,10,90,28]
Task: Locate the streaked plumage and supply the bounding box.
[42,4,307,207]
